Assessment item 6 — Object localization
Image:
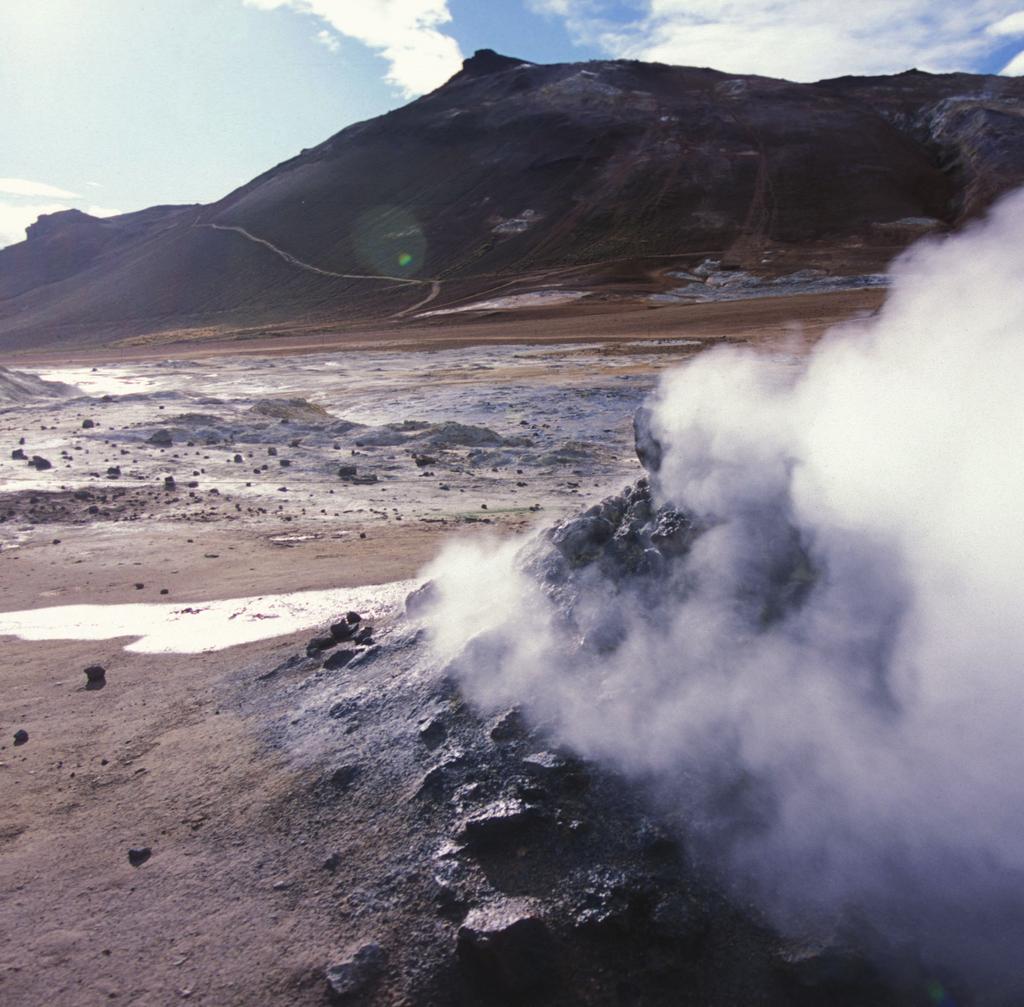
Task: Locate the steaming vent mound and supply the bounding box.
[426,189,1024,1003]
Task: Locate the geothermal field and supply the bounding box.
[4,33,1024,1007]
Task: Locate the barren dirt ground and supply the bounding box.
[0,294,876,1006]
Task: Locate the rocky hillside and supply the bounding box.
[2,51,1023,350]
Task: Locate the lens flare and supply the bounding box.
[352,205,426,277]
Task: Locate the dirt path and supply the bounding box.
[205,223,436,288]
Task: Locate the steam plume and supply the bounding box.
[424,189,1024,996]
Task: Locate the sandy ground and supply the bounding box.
[0,293,876,1005]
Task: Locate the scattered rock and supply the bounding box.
[329,610,362,643]
[325,943,385,1003]
[306,635,338,657]
[84,665,106,685]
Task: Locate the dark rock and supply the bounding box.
[551,513,615,567]
[633,404,663,473]
[327,764,360,790]
[163,476,176,490]
[457,898,556,994]
[84,665,106,685]
[306,635,338,656]
[106,466,121,478]
[81,419,95,429]
[337,465,357,478]
[329,619,356,642]
[323,852,341,872]
[146,430,173,447]
[323,649,359,671]
[344,611,362,625]
[128,847,151,867]
[325,943,385,1003]
[29,455,52,470]
[11,448,26,460]
[267,446,278,456]
[418,716,447,748]
[353,625,374,645]
[649,507,695,556]
[456,798,538,850]
[13,729,28,746]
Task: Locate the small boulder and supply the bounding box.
[84,665,106,685]
[306,635,337,657]
[325,943,385,1003]
[13,729,29,746]
[29,455,52,471]
[11,448,26,460]
[146,430,173,447]
[81,419,95,429]
[128,847,151,867]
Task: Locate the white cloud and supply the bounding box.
[314,27,340,52]
[243,0,463,97]
[540,1,1024,81]
[988,9,1024,34]
[1003,50,1024,72]
[0,177,81,199]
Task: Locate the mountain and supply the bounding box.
[2,50,1024,351]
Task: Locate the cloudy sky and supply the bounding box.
[3,0,1024,247]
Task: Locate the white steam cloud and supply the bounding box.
[424,189,1024,994]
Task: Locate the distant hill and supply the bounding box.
[2,50,1023,351]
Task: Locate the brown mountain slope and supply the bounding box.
[2,51,1023,351]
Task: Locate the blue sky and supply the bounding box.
[2,0,1024,247]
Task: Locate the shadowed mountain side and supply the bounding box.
[2,51,1023,350]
